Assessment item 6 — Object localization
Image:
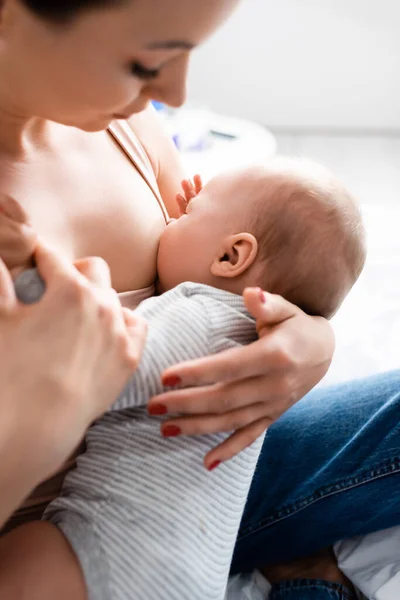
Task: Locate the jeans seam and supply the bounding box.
[239,457,400,540]
[270,579,354,600]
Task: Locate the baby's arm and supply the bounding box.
[0,521,87,600]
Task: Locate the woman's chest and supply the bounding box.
[2,137,166,291]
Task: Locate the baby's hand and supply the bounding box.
[176,175,203,216]
[0,196,37,273]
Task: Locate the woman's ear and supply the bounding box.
[210,233,258,279]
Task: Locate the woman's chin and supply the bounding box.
[48,115,113,133]
[51,102,151,132]
[75,116,114,132]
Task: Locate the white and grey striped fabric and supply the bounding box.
[16,273,264,600]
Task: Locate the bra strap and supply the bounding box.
[107,120,169,223]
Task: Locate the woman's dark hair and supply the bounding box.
[22,0,123,23]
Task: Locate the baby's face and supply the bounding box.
[157,171,253,292]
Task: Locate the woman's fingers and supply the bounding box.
[0,196,37,269]
[160,292,303,389]
[160,401,271,439]
[74,257,112,289]
[243,287,300,331]
[204,418,270,470]
[0,257,16,312]
[122,308,148,367]
[150,373,291,417]
[158,403,270,470]
[34,241,78,282]
[0,214,37,269]
[0,195,30,224]
[160,331,297,390]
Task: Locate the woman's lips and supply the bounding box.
[113,113,131,119]
[113,101,150,120]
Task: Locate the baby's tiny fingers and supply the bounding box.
[193,174,203,194]
[182,179,197,201]
[176,193,187,216]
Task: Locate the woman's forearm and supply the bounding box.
[0,245,147,526]
[0,408,47,527]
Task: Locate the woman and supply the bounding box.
[0,1,397,599]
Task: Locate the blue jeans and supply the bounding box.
[231,370,400,598]
[269,580,353,600]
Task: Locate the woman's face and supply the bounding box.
[0,0,239,130]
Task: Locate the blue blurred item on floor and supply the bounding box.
[152,101,210,152]
[151,101,277,181]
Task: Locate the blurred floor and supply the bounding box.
[273,132,400,384]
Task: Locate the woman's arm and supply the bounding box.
[0,245,147,527]
[150,288,334,469]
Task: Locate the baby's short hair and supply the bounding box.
[250,158,366,318]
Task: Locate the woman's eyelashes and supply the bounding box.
[130,61,161,81]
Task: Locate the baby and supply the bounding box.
[3,158,366,600]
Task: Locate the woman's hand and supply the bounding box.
[148,288,334,470]
[0,243,147,525]
[0,196,37,272]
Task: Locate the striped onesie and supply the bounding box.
[15,273,264,600]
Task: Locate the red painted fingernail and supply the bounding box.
[148,403,168,416]
[162,425,182,438]
[259,289,266,304]
[208,460,221,472]
[163,375,182,387]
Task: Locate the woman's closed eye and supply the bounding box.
[130,61,161,81]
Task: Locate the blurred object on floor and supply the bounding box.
[154,103,277,180]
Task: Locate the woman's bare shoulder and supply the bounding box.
[128,106,184,217]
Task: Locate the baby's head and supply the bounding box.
[157,158,366,318]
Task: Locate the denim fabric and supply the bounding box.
[232,370,400,574]
[269,579,355,600]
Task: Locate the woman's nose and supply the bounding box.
[147,54,190,109]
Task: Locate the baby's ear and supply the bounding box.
[211,233,258,279]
